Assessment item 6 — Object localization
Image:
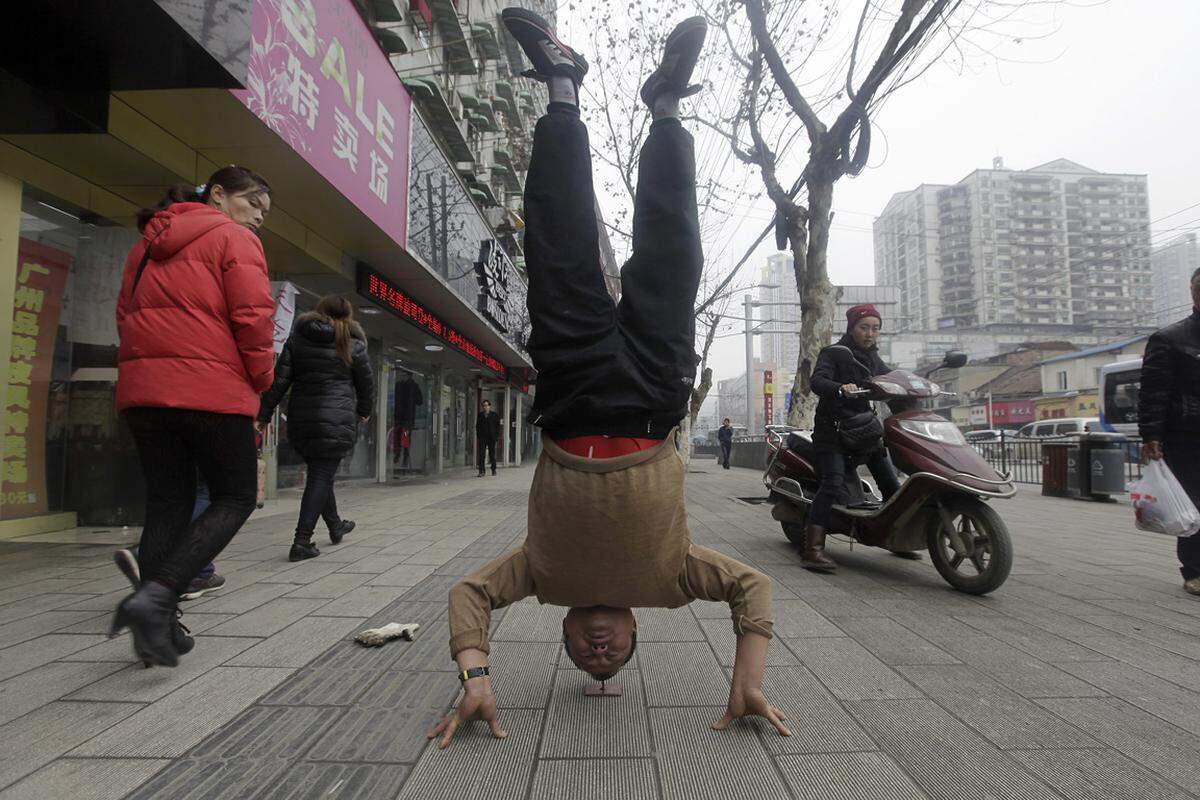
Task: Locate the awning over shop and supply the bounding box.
[491,162,521,193]
[402,78,474,164]
[429,0,477,74]
[468,180,500,207]
[494,80,516,107]
[471,22,502,60]
[374,26,409,54]
[475,100,499,132]
[372,0,405,22]
[499,14,528,75]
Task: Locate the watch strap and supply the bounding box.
[459,666,490,682]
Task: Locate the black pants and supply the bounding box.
[1164,442,1200,580]
[810,448,901,529]
[124,408,257,594]
[720,443,731,468]
[297,458,341,538]
[478,439,497,474]
[524,108,703,438]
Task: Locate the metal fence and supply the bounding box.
[973,435,1144,486]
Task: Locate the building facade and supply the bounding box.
[1151,233,1199,327]
[0,0,553,536]
[875,158,1153,334]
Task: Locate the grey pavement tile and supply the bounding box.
[0,634,108,681]
[632,607,706,641]
[0,610,107,646]
[934,692,1101,750]
[1010,747,1196,800]
[698,618,800,667]
[282,572,372,599]
[354,670,460,710]
[70,667,294,758]
[847,699,1061,800]
[836,617,959,665]
[1077,614,1200,660]
[788,637,923,701]
[306,544,385,564]
[0,660,128,726]
[390,573,459,602]
[366,563,438,586]
[487,642,558,708]
[690,600,729,620]
[257,763,409,800]
[540,668,651,758]
[758,666,878,755]
[937,635,1108,698]
[1088,599,1200,637]
[772,598,847,638]
[396,708,542,800]
[0,578,100,605]
[259,664,396,707]
[226,616,362,668]
[312,586,404,617]
[190,704,343,761]
[1061,634,1200,689]
[639,642,730,707]
[529,758,659,800]
[490,600,563,642]
[0,594,87,626]
[67,636,259,702]
[260,558,348,585]
[1056,660,1200,736]
[185,582,294,615]
[790,589,889,619]
[434,556,495,576]
[777,751,929,800]
[648,706,792,799]
[955,613,1115,663]
[0,700,143,789]
[0,757,169,800]
[388,620,453,671]
[204,598,330,638]
[1036,697,1200,793]
[306,706,442,762]
[123,757,294,800]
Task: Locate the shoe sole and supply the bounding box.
[641,17,707,106]
[179,584,223,601]
[501,8,585,77]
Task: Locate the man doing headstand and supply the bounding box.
[431,9,790,748]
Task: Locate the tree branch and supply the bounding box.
[741,0,826,141]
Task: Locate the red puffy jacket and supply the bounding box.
[116,203,275,417]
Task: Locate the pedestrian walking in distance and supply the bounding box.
[113,166,275,667]
[717,417,734,469]
[258,296,374,562]
[431,10,789,749]
[1138,265,1200,596]
[476,399,501,476]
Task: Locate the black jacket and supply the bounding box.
[810,334,890,446]
[1138,309,1200,444]
[717,425,734,446]
[476,410,501,443]
[259,312,375,459]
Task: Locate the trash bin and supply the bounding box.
[1065,443,1082,498]
[1081,432,1127,500]
[1042,442,1070,497]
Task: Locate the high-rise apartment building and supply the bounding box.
[1151,233,1199,326]
[874,159,1153,333]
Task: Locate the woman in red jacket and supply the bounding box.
[112,166,275,667]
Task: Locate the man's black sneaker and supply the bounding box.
[180,573,226,601]
[501,7,588,84]
[329,519,355,545]
[290,541,320,562]
[640,16,708,108]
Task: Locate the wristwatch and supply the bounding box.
[459,666,490,683]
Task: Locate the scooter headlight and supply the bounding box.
[898,419,967,445]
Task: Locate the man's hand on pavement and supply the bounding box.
[711,684,790,736]
[427,680,506,749]
[1144,440,1163,462]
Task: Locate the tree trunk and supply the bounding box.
[788,176,837,428]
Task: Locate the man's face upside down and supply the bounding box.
[562,606,637,680]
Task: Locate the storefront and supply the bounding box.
[1035,391,1099,420]
[0,0,532,536]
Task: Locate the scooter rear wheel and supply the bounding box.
[925,496,1012,595]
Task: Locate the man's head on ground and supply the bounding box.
[562,606,637,680]
[1191,266,1200,309]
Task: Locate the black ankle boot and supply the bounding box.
[329,520,355,545]
[290,532,320,561]
[111,582,181,667]
[172,608,195,656]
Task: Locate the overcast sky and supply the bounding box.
[560,0,1199,410]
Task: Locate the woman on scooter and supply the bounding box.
[803,304,902,573]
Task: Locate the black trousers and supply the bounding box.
[810,448,901,529]
[297,458,341,537]
[124,408,257,594]
[1164,442,1200,580]
[524,108,703,439]
[720,443,732,468]
[478,438,497,473]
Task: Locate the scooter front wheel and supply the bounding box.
[925,496,1012,595]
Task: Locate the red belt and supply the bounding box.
[554,435,664,459]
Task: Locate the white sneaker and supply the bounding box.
[1185,577,1200,597]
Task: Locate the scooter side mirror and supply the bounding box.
[942,351,968,369]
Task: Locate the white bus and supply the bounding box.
[1099,358,1142,437]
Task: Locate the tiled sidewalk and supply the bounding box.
[0,462,1198,799]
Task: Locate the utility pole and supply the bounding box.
[744,293,754,433]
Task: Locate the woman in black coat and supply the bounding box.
[258,295,374,561]
[803,304,900,573]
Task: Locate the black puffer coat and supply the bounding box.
[258,312,375,459]
[1138,308,1200,445]
[809,333,890,450]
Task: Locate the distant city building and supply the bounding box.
[1151,233,1199,326]
[875,158,1153,333]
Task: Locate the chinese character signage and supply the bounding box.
[357,265,506,377]
[237,0,412,247]
[763,369,774,427]
[475,240,527,337]
[3,240,69,519]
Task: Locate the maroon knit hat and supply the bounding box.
[846,303,882,329]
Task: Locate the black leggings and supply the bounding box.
[296,458,342,537]
[124,408,257,594]
[1164,443,1200,580]
[524,107,702,438]
[810,448,901,529]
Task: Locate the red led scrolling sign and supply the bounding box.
[357,266,506,376]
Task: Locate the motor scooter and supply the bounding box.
[763,352,1016,594]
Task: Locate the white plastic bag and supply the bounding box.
[1129,460,1200,537]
